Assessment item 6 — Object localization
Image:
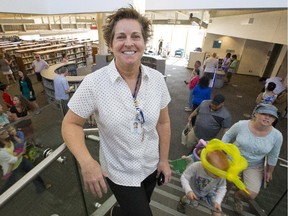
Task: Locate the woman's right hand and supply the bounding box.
[80,159,108,198]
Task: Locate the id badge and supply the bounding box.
[130,117,142,135]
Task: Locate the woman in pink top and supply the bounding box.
[185,69,200,112]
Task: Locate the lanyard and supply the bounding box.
[132,71,145,124]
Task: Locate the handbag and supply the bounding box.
[181,122,193,147]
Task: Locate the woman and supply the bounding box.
[61,53,69,63]
[9,95,36,144]
[18,70,39,110]
[62,6,171,216]
[9,95,35,121]
[0,53,16,84]
[190,75,211,126]
[221,52,231,73]
[222,103,282,214]
[0,128,50,194]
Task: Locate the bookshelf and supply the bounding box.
[15,44,67,73]
[76,39,93,58]
[41,62,85,103]
[35,45,87,69]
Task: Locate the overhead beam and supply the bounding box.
[76,18,96,23]
[0,19,34,24]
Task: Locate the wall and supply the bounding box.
[237,40,273,76]
[207,10,287,45]
[202,33,245,59]
[202,33,280,77]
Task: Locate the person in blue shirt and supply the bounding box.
[53,67,72,115]
[191,75,211,125]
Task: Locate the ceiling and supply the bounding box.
[0,9,281,23]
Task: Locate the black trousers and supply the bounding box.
[107,170,157,216]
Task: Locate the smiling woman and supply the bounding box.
[62,6,172,216]
[222,103,283,214]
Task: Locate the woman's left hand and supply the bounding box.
[157,161,171,184]
[266,171,273,182]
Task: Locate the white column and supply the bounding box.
[96,13,108,54]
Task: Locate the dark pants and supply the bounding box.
[59,99,69,116]
[226,72,233,82]
[0,157,46,194]
[191,104,199,126]
[107,170,157,216]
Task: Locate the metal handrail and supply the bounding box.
[0,127,99,209]
[0,143,67,208]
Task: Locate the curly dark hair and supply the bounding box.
[199,76,210,88]
[103,5,152,47]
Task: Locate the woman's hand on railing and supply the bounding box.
[80,159,108,198]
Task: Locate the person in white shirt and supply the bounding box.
[62,6,171,216]
[31,54,49,92]
[264,76,286,95]
[203,53,219,79]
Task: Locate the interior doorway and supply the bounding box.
[262,43,283,78]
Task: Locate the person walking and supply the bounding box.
[31,54,49,92]
[203,53,218,86]
[222,103,282,214]
[62,6,171,216]
[0,53,16,84]
[18,70,39,112]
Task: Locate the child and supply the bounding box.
[225,54,238,83]
[177,150,229,216]
[221,52,231,73]
[185,68,200,112]
[256,82,277,105]
[0,84,13,109]
[7,126,25,156]
[0,104,10,126]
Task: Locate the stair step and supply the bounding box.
[156,182,184,197]
[150,200,187,216]
[170,175,182,187]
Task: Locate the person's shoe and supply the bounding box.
[185,107,193,112]
[233,196,243,214]
[45,183,52,190]
[177,197,186,214]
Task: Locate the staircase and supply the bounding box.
[91,170,265,216]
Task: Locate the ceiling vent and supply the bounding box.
[241,17,254,25]
[248,18,254,24]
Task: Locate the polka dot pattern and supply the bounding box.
[68,60,171,186]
